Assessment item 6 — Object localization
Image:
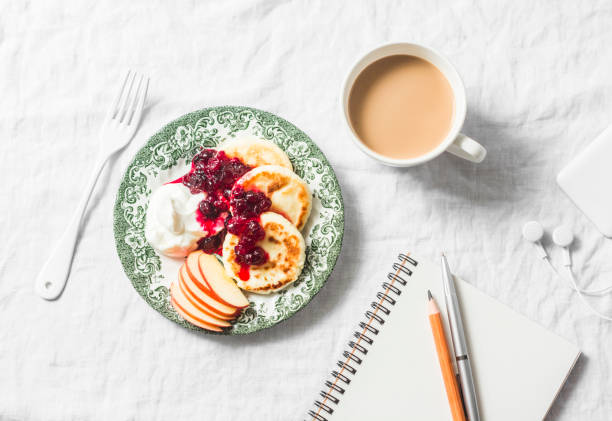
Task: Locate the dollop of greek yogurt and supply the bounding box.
[145,183,206,257]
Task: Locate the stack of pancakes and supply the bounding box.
[221,136,312,294]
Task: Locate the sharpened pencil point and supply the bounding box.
[427,290,433,300]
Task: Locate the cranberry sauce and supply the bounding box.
[183,149,251,198]
[226,187,271,268]
[165,176,184,184]
[197,230,226,255]
[194,208,227,238]
[179,148,271,270]
[238,264,251,281]
[177,148,249,250]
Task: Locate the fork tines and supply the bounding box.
[107,69,149,126]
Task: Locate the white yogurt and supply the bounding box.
[144,183,206,257]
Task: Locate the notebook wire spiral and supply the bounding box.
[306,253,417,421]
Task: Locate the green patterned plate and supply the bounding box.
[113,106,344,334]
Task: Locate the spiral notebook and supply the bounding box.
[307,254,580,421]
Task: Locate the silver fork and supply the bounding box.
[35,70,150,300]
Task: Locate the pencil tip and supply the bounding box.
[427,290,433,300]
[441,251,446,257]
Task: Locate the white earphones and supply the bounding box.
[552,225,573,267]
[522,221,612,321]
[522,221,547,259]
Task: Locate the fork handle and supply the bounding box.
[34,156,109,300]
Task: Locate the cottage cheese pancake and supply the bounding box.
[221,135,293,170]
[222,212,306,294]
[235,165,311,230]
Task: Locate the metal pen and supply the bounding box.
[441,253,480,421]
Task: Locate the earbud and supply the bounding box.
[552,225,573,247]
[522,221,548,259]
[552,225,574,267]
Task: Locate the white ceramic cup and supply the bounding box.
[341,43,486,167]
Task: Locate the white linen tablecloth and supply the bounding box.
[1,0,612,419]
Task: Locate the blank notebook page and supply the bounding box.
[330,255,580,421]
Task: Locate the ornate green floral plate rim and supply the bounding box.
[113,106,344,335]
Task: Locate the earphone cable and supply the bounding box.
[563,266,612,321]
[544,258,612,296]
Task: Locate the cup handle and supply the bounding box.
[446,133,487,163]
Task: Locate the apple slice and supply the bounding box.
[185,251,213,294]
[171,297,222,332]
[178,265,238,319]
[185,250,227,304]
[170,282,231,329]
[178,273,236,321]
[198,253,250,309]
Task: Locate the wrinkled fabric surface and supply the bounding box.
[1,1,612,420]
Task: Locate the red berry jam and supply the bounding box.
[179,148,249,239]
[183,149,251,196]
[178,148,272,270]
[195,208,227,237]
[197,230,226,255]
[229,187,272,218]
[226,186,271,267]
[238,264,251,281]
